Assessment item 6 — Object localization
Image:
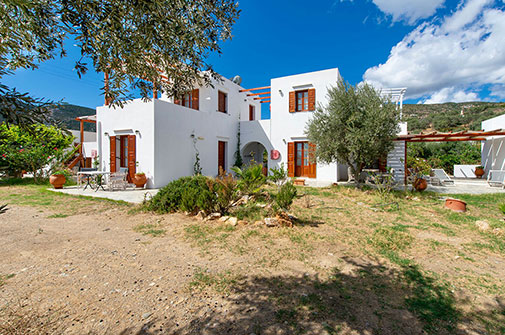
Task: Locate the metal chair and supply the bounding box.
[109,167,129,191]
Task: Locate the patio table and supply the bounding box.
[77,171,110,191]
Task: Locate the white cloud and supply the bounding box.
[423,87,479,103]
[363,0,505,103]
[372,0,446,24]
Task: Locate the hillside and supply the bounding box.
[402,101,505,133]
[51,103,96,132]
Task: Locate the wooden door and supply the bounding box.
[218,141,226,174]
[110,136,116,172]
[287,142,295,177]
[127,135,136,182]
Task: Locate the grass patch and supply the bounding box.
[188,268,239,293]
[47,213,70,218]
[184,223,236,248]
[133,223,166,237]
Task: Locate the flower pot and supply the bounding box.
[133,173,147,188]
[413,178,428,192]
[474,167,485,179]
[49,174,66,189]
[262,166,268,176]
[445,198,467,212]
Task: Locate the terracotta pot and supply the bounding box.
[133,173,147,188]
[49,174,66,189]
[474,167,485,179]
[262,166,268,176]
[445,198,467,212]
[413,177,428,192]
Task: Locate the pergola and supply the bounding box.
[72,115,97,168]
[239,86,271,104]
[395,129,505,184]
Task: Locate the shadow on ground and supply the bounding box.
[119,258,504,335]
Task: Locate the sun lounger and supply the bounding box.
[487,170,505,188]
[431,169,455,186]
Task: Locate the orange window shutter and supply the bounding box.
[287,142,295,177]
[308,88,316,111]
[192,89,199,110]
[110,136,116,173]
[127,135,136,181]
[308,143,317,178]
[289,91,295,113]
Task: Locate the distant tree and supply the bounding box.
[306,81,400,182]
[0,123,73,180]
[0,0,240,127]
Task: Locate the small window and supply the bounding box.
[296,90,309,112]
[249,105,255,121]
[182,92,192,108]
[218,91,227,113]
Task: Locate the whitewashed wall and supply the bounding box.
[482,114,505,176]
[268,68,341,183]
[97,75,260,188]
[97,100,156,187]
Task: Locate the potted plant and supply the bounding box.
[410,158,431,192]
[474,165,485,178]
[49,170,70,189]
[133,172,147,188]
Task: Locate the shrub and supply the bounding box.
[147,176,216,214]
[231,164,266,195]
[210,171,239,214]
[498,203,505,215]
[275,181,297,211]
[268,163,288,186]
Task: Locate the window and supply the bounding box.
[182,92,192,108]
[249,105,255,121]
[218,91,227,113]
[296,90,309,112]
[289,88,315,113]
[174,89,199,110]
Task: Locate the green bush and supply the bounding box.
[0,123,73,180]
[147,176,216,214]
[210,172,239,214]
[498,203,505,215]
[231,164,266,195]
[268,163,287,186]
[275,181,297,210]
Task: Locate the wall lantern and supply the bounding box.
[271,149,280,160]
[104,132,109,137]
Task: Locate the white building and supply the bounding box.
[482,114,505,176]
[95,68,407,188]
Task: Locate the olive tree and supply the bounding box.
[305,81,400,182]
[0,0,240,126]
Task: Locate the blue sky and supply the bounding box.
[4,0,505,119]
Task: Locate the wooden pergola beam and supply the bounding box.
[247,91,270,97]
[254,96,271,100]
[239,86,271,93]
[260,100,271,104]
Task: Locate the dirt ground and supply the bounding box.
[1,185,505,334]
